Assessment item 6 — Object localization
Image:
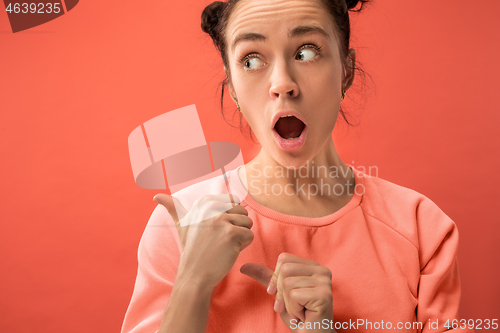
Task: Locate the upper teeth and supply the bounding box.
[280,115,293,118]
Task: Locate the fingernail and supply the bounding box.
[267,281,276,294]
[273,300,279,312]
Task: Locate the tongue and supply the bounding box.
[275,116,305,139]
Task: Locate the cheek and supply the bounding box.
[317,75,342,115]
[238,79,267,119]
[303,75,340,107]
[303,72,341,130]
[235,90,265,133]
[317,66,341,90]
[301,61,341,93]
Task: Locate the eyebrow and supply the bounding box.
[231,25,330,51]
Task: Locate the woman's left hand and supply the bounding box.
[240,252,335,333]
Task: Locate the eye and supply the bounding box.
[239,54,265,71]
[296,44,322,62]
[296,49,316,61]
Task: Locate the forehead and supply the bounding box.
[226,0,334,50]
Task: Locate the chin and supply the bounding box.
[272,150,314,171]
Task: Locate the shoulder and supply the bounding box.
[359,171,427,225]
[356,169,458,254]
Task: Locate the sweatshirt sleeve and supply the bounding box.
[120,204,181,333]
[416,196,474,333]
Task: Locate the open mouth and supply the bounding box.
[274,115,306,139]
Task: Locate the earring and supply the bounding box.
[341,89,346,101]
[232,96,242,113]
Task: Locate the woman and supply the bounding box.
[121,0,473,332]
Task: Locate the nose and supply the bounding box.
[269,61,299,99]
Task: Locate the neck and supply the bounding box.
[240,137,354,201]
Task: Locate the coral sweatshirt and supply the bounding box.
[120,165,473,333]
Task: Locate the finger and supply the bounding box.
[228,214,253,229]
[237,228,255,251]
[277,263,316,294]
[282,288,315,323]
[288,286,333,320]
[278,264,332,318]
[276,263,315,317]
[239,263,274,287]
[282,276,317,322]
[181,197,237,227]
[225,204,248,216]
[153,194,188,225]
[270,254,320,318]
[268,253,320,295]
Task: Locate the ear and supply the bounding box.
[224,66,237,99]
[343,48,356,91]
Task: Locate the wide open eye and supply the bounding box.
[296,48,316,61]
[241,55,264,71]
[244,57,264,70]
[296,44,322,62]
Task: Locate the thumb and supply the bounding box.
[153,193,188,225]
[240,263,274,288]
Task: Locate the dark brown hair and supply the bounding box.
[201,0,372,142]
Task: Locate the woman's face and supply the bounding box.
[225,0,353,168]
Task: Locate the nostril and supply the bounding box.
[270,88,296,98]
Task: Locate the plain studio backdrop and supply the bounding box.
[0,0,499,331]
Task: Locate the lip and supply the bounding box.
[270,110,308,129]
[272,125,308,151]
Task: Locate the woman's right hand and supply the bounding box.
[153,193,254,292]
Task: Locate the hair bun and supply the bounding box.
[201,1,227,40]
[345,0,370,12]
